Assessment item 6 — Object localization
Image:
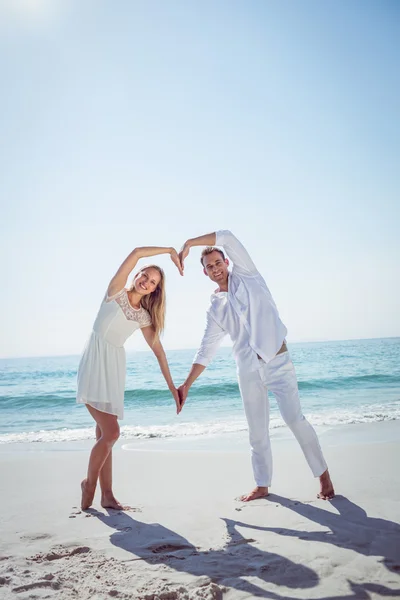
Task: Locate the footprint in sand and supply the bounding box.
[72,506,142,517]
[20,533,52,541]
[149,543,195,554]
[116,506,142,513]
[12,580,61,593]
[227,537,256,546]
[31,546,91,562]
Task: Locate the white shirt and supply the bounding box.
[193,230,288,374]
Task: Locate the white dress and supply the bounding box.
[76,289,152,419]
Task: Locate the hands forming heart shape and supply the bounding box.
[169,243,191,277]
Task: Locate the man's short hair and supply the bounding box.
[200,247,226,267]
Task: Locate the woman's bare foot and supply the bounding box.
[240,486,269,502]
[101,492,124,510]
[81,479,96,510]
[318,470,335,500]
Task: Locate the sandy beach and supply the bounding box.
[1,421,400,600]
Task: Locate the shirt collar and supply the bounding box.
[210,271,231,299]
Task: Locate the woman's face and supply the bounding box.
[134,268,161,295]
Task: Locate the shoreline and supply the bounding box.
[1,418,399,455]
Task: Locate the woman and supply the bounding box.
[77,245,183,510]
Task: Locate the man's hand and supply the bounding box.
[170,248,184,276]
[178,243,191,272]
[171,387,182,414]
[178,383,189,411]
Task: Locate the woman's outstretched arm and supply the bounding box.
[141,325,181,414]
[107,246,183,297]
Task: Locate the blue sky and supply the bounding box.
[1,0,399,358]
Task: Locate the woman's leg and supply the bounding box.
[81,406,120,510]
[96,425,124,510]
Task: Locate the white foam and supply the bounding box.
[0,403,399,444]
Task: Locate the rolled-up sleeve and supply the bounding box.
[215,230,258,276]
[193,310,226,367]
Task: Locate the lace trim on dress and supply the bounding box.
[115,290,152,327]
[105,288,125,303]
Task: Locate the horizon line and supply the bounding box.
[1,336,399,362]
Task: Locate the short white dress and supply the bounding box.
[76,289,152,419]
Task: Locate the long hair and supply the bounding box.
[131,265,166,339]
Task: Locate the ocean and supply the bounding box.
[1,338,399,447]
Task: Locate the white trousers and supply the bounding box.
[237,351,327,487]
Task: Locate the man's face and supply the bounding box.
[202,251,229,285]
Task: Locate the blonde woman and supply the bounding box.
[77,245,183,510]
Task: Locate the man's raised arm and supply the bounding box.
[179,232,216,269]
[180,230,258,276]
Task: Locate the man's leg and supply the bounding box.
[266,352,335,500]
[238,368,271,501]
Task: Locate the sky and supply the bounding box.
[0,0,399,359]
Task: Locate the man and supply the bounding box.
[178,230,334,501]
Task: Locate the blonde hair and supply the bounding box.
[131,265,166,338]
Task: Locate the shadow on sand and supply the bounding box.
[88,496,400,599]
[240,494,400,574]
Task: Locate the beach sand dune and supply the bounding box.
[1,421,400,599]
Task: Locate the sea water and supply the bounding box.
[1,338,399,446]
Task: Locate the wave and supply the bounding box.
[298,374,400,391]
[0,369,77,382]
[2,374,400,410]
[1,403,399,444]
[0,384,241,409]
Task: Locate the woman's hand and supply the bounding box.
[171,387,182,414]
[170,249,184,276]
[177,383,189,411]
[178,242,191,272]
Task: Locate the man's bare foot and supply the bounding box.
[318,470,335,500]
[81,479,96,510]
[240,486,269,502]
[101,492,124,510]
